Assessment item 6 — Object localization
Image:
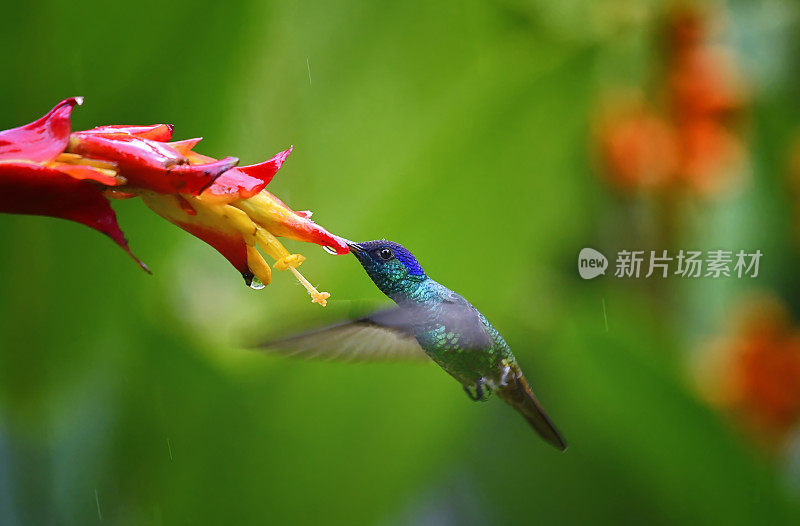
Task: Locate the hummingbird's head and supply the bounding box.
[346,239,427,296]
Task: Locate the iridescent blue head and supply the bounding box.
[347,239,427,297]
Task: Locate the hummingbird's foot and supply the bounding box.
[463,377,489,402]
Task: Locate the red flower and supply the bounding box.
[596,101,677,190]
[595,6,747,195]
[0,98,348,305]
[696,298,800,448]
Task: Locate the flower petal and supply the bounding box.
[177,221,253,282]
[169,138,203,156]
[138,192,261,285]
[0,97,81,162]
[169,156,240,194]
[234,191,350,254]
[80,123,175,141]
[236,146,292,189]
[69,132,184,167]
[0,161,147,271]
[139,189,337,301]
[69,132,238,194]
[200,147,293,202]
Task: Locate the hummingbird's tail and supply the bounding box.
[495,366,567,451]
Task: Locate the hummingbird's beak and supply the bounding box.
[344,240,365,253]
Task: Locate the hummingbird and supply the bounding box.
[260,239,566,450]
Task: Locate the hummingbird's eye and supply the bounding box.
[376,248,395,261]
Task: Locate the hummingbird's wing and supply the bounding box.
[438,294,495,350]
[254,308,430,362]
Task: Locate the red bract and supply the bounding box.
[176,143,292,202]
[0,97,76,162]
[70,129,238,194]
[0,97,348,305]
[0,97,146,269]
[0,160,143,267]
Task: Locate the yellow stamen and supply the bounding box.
[54,153,118,171]
[140,192,331,304]
[274,254,305,271]
[246,246,272,286]
[51,162,123,182]
[214,204,258,243]
[252,225,327,304]
[254,226,290,261]
[288,266,330,306]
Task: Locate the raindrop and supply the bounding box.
[249,276,266,290]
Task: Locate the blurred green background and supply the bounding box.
[2,0,800,524]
